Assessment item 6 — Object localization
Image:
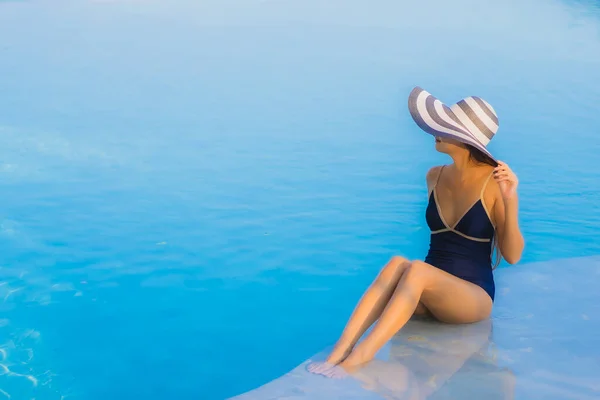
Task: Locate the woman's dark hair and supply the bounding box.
[465,144,498,167]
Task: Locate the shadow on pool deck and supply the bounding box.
[230,256,600,400]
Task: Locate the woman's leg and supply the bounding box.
[339,260,493,371]
[307,256,411,375]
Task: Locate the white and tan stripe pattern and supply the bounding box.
[452,98,498,145]
[408,87,499,161]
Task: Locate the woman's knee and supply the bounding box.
[377,256,409,284]
[402,260,432,288]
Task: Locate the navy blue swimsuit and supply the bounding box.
[424,166,497,301]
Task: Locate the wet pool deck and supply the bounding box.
[231,256,600,400]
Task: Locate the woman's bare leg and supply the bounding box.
[325,256,413,362]
[307,256,411,375]
[339,260,493,371]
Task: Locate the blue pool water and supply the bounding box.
[1,0,600,399]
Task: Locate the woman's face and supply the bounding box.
[435,136,464,154]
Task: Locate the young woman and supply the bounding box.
[308,87,524,377]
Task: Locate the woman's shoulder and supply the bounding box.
[426,165,445,190]
[481,165,503,208]
[426,165,445,182]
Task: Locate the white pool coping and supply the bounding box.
[231,256,600,400]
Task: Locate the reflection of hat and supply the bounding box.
[408,86,499,161]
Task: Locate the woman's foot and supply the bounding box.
[325,343,353,365]
[306,343,352,376]
[306,362,348,379]
[307,344,375,378]
[338,345,375,373]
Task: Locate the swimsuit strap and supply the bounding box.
[480,170,495,198]
[434,165,445,188]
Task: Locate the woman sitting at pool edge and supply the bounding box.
[308,87,525,377]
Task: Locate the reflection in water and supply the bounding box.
[354,317,515,399]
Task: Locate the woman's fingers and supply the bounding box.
[495,175,517,183]
[496,174,516,181]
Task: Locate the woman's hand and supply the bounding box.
[493,161,518,201]
[493,160,524,264]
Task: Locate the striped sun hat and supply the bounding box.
[407,86,499,161]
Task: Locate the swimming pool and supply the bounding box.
[0,0,599,398]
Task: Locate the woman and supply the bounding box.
[308,87,525,378]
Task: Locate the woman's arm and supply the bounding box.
[493,161,525,264]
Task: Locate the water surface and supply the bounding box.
[0,0,599,398]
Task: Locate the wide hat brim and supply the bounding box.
[407,86,497,162]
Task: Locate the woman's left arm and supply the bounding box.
[493,161,525,264]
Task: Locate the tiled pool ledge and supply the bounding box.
[231,256,600,400]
